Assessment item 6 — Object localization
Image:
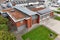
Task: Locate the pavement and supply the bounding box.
[13,28,28,40]
[28,24,40,31]
[28,16,60,34]
[41,18,60,34]
[54,13,60,17]
[13,18,60,40]
[55,35,60,40]
[29,18,60,40]
[41,18,60,40]
[49,6,58,10]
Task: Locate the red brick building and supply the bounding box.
[2,6,54,32]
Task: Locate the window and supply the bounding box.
[32,15,38,20]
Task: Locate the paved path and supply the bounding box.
[41,19,60,34]
[54,13,60,17]
[55,35,60,40]
[13,28,28,40]
[13,18,60,40]
[28,24,40,31]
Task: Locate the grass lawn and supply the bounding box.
[53,8,60,14]
[58,8,60,10]
[54,16,60,21]
[22,25,57,40]
[54,11,60,14]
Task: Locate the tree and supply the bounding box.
[0,24,8,31]
[0,16,16,40]
[0,16,9,31]
[0,31,16,40]
[0,16,8,24]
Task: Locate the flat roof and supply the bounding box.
[2,8,29,22]
[30,7,45,12]
[14,6,38,15]
[37,8,52,15]
[0,0,6,4]
[26,4,45,12]
[26,0,45,2]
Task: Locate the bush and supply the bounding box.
[54,11,60,14]
[0,24,8,31]
[0,16,9,31]
[0,16,8,24]
[54,16,60,21]
[58,8,60,10]
[0,31,16,40]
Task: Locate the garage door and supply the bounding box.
[17,24,27,32]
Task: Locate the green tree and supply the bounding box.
[0,24,8,31]
[0,16,9,31]
[58,8,60,10]
[0,31,16,40]
[0,16,8,24]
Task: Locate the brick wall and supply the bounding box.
[31,14,40,24]
[8,16,32,29]
[8,14,40,29]
[8,16,26,27]
[32,19,38,24]
[26,17,32,29]
[37,14,40,23]
[50,12,54,17]
[8,16,16,26]
[16,20,26,27]
[15,17,32,29]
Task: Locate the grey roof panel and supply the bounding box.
[26,0,45,2]
[26,0,37,2]
[37,8,52,15]
[14,6,37,15]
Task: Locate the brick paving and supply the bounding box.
[13,28,28,40]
